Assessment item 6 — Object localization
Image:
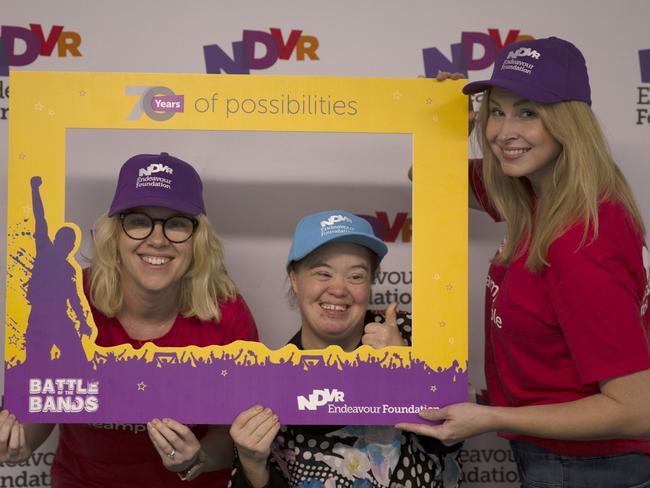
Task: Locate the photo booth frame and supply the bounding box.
[5,71,467,424]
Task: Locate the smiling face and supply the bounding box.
[289,242,374,351]
[118,206,194,300]
[485,87,563,193]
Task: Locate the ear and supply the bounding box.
[289,269,299,294]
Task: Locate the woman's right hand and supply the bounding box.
[230,406,280,488]
[230,406,280,465]
[0,410,31,463]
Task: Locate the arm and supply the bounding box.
[30,177,48,242]
[398,369,650,445]
[147,419,233,480]
[0,411,55,462]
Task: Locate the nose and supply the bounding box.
[326,276,349,298]
[146,222,169,246]
[496,117,519,143]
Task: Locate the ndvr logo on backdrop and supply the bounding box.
[0,24,82,121]
[422,29,533,82]
[637,49,650,125]
[203,28,319,74]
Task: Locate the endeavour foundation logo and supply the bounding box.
[500,47,541,76]
[421,29,534,78]
[126,85,185,121]
[296,388,434,415]
[320,214,354,237]
[297,388,345,411]
[29,378,99,413]
[136,163,173,189]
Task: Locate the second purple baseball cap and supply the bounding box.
[463,36,591,105]
[108,152,206,217]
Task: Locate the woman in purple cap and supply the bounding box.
[400,37,650,486]
[0,153,259,487]
[227,210,462,488]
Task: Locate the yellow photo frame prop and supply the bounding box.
[5,72,467,424]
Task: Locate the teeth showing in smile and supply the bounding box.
[503,148,529,156]
[321,304,347,311]
[141,256,170,265]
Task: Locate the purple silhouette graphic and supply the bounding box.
[24,176,91,365]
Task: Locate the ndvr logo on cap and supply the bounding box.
[320,214,353,227]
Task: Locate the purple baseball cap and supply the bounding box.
[463,36,591,105]
[108,152,206,217]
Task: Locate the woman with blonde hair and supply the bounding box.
[0,152,259,487]
[400,37,650,487]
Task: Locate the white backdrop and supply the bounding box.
[2,1,649,486]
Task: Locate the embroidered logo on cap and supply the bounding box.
[136,163,174,190]
[501,47,541,75]
[138,163,174,177]
[320,214,353,227]
[506,47,541,60]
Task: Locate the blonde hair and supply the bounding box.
[89,213,237,321]
[476,93,645,271]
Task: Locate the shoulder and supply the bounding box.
[548,201,643,264]
[216,294,259,340]
[547,201,646,280]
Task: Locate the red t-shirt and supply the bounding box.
[52,290,259,488]
[471,161,650,456]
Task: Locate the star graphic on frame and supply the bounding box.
[221,370,228,377]
[137,381,147,391]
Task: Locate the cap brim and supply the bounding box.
[462,78,565,104]
[108,196,203,217]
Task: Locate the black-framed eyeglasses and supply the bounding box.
[120,212,198,243]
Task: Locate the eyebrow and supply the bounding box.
[489,97,534,107]
[308,262,370,271]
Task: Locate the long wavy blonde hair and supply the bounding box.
[89,213,237,321]
[476,92,645,272]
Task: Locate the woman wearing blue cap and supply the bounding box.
[0,153,259,487]
[227,210,462,488]
[400,37,650,486]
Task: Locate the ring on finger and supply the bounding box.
[168,448,176,459]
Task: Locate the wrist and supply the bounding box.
[239,456,270,488]
[176,449,206,481]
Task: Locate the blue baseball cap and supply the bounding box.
[287,210,388,268]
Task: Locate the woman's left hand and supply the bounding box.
[147,418,201,472]
[362,302,407,348]
[397,402,497,445]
